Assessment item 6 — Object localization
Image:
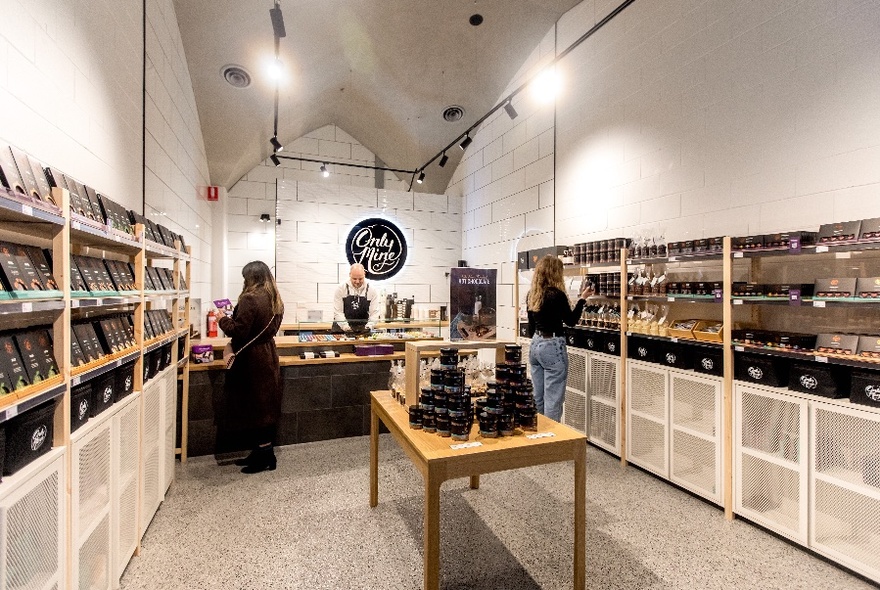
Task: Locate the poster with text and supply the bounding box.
[449,268,497,341]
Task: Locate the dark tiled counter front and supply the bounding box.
[186,360,392,457]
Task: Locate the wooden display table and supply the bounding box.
[369,390,587,590]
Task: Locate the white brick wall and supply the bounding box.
[227,125,460,324]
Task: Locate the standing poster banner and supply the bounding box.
[449,268,497,341]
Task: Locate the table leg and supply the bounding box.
[370,402,379,508]
[469,475,480,489]
[573,441,586,590]
[424,472,441,590]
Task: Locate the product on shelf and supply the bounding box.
[693,320,723,342]
[814,278,857,298]
[732,329,817,350]
[72,323,103,363]
[731,235,764,250]
[0,335,30,391]
[97,193,134,235]
[815,333,860,356]
[0,142,26,197]
[860,217,880,241]
[762,231,818,250]
[856,277,880,298]
[818,220,861,244]
[850,370,880,407]
[70,382,92,432]
[14,330,58,383]
[668,319,699,339]
[858,336,880,359]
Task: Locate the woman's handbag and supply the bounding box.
[224,316,275,369]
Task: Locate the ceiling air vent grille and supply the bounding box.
[222,65,252,89]
[442,105,464,122]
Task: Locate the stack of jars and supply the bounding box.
[573,238,629,265]
[477,344,538,436]
[409,348,473,441]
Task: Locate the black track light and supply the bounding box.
[459,134,472,151]
[260,213,271,222]
[320,163,329,178]
[270,154,281,167]
[270,3,286,38]
[417,171,425,184]
[503,100,518,120]
[270,136,283,152]
[438,152,449,168]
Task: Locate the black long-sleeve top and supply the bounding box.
[527,287,586,337]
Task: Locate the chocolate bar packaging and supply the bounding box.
[732,235,764,250]
[0,144,26,196]
[70,331,87,367]
[26,155,56,206]
[32,330,58,379]
[858,335,880,360]
[73,323,103,362]
[64,175,94,219]
[763,283,814,298]
[83,185,105,223]
[0,242,27,291]
[0,335,29,390]
[12,245,45,291]
[14,331,48,383]
[857,277,880,299]
[8,146,41,202]
[157,224,175,247]
[762,231,818,250]
[70,256,89,292]
[860,217,880,242]
[815,333,860,356]
[814,278,857,298]
[818,220,861,244]
[0,357,14,395]
[22,246,58,291]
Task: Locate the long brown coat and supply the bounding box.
[218,291,282,431]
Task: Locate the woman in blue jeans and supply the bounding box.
[527,255,591,421]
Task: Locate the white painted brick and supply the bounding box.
[502,122,528,155]
[493,186,540,223]
[380,189,413,211]
[229,180,267,200]
[796,145,880,198]
[297,221,344,244]
[525,207,554,235]
[474,165,493,191]
[318,139,352,160]
[414,193,448,213]
[305,125,336,141]
[524,155,554,189]
[640,194,682,224]
[492,152,514,182]
[833,183,880,222]
[484,137,504,165]
[759,194,835,234]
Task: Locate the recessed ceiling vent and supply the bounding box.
[442,105,465,122]
[222,65,252,89]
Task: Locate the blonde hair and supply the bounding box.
[241,261,285,316]
[527,255,567,311]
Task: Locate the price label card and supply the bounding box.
[668,256,678,262]
[733,299,744,305]
[71,300,79,308]
[813,301,826,308]
[526,432,556,440]
[72,376,81,386]
[734,346,744,352]
[816,356,829,363]
[789,238,801,253]
[668,297,676,302]
[671,337,679,343]
[94,298,102,306]
[835,252,852,260]
[450,441,482,450]
[21,302,32,312]
[72,221,81,230]
[789,288,801,306]
[734,252,744,258]
[625,331,632,336]
[5,406,18,419]
[816,245,829,253]
[22,205,33,216]
[713,289,723,302]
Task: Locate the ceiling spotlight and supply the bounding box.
[320,163,329,178]
[503,100,518,120]
[531,67,561,104]
[270,154,281,167]
[268,59,283,80]
[417,171,425,184]
[438,152,449,168]
[260,213,271,222]
[459,134,472,151]
[270,2,286,38]
[270,136,283,152]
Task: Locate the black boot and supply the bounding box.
[240,445,276,474]
[234,449,258,467]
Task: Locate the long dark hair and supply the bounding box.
[240,261,284,316]
[527,255,567,312]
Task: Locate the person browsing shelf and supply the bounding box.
[333,263,381,334]
[526,255,592,422]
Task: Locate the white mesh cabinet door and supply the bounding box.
[670,370,722,504]
[627,360,669,478]
[588,353,619,456]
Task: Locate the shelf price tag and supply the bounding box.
[733,299,744,305]
[669,256,678,262]
[4,406,17,419]
[526,432,556,440]
[450,441,482,450]
[813,300,826,308]
[71,300,79,308]
[22,205,33,216]
[72,376,81,386]
[734,346,744,352]
[713,289,723,302]
[815,356,829,363]
[667,297,676,302]
[733,252,744,258]
[21,302,32,312]
[671,337,679,343]
[788,288,801,306]
[816,245,829,253]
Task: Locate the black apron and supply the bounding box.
[342,284,370,333]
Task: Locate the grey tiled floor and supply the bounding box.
[120,436,874,589]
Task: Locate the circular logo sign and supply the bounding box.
[346,218,407,280]
[637,346,648,357]
[665,353,677,365]
[701,358,714,371]
[800,375,818,390]
[78,399,89,420]
[31,425,47,451]
[866,385,880,402]
[748,366,764,380]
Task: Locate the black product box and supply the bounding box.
[667,241,681,256]
[0,335,30,391]
[628,335,656,363]
[694,238,709,253]
[73,256,96,291]
[517,251,530,270]
[603,332,620,356]
[0,242,27,291]
[158,311,172,332]
[814,278,857,298]
[732,235,764,250]
[762,231,818,250]
[692,347,724,376]
[147,219,163,245]
[777,332,817,350]
[66,176,96,221]
[83,185,105,223]
[122,262,137,290]
[104,260,125,291]
[732,329,776,346]
[26,154,55,207]
[519,322,529,338]
[70,383,92,432]
[117,317,136,349]
[22,246,58,291]
[0,143,26,195]
[143,312,156,340]
[764,283,814,298]
[90,374,115,417]
[10,244,45,291]
[4,399,56,475]
[529,246,569,268]
[8,146,41,202]
[14,331,48,384]
[160,343,173,369]
[0,355,14,395]
[96,259,114,291]
[788,361,850,399]
[657,341,691,369]
[73,323,103,362]
[707,237,724,253]
[815,333,860,356]
[860,217,880,242]
[142,267,156,290]
[115,362,136,400]
[157,224,176,247]
[144,349,160,380]
[96,319,122,353]
[69,256,89,292]
[858,335,880,360]
[570,327,604,352]
[732,283,764,297]
[735,353,790,387]
[149,267,167,290]
[856,277,880,299]
[850,370,880,408]
[818,220,861,244]
[70,332,87,367]
[31,330,58,380]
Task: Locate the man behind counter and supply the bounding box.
[332,263,381,334]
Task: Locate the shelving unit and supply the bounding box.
[518,235,880,582]
[0,186,190,589]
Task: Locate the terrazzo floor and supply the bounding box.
[120,436,875,590]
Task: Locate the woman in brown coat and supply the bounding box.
[219,261,284,473]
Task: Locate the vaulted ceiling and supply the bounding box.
[174,0,581,194]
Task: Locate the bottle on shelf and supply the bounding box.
[206,309,218,338]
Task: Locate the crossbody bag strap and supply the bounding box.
[232,316,275,355]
